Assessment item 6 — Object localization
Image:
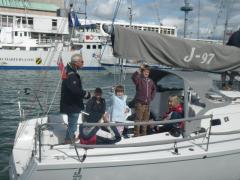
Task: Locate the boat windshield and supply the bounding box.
[156,74,183,91]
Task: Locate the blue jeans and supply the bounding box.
[65,113,79,141]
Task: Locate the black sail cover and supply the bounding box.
[112,25,240,72]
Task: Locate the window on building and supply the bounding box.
[22,17,27,28]
[87,45,91,49]
[52,19,57,30]
[22,17,26,24]
[16,16,21,27]
[8,16,13,27]
[167,29,171,35]
[24,32,27,36]
[2,15,7,27]
[92,45,96,49]
[30,47,37,51]
[20,47,26,50]
[28,17,33,25]
[98,45,102,49]
[71,44,83,50]
[15,32,18,36]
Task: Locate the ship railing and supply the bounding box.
[214,80,240,91]
[36,39,53,45]
[35,114,221,162]
[75,133,207,149]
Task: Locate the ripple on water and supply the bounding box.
[0,70,137,180]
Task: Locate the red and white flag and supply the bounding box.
[57,57,67,80]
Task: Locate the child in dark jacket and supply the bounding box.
[79,88,121,144]
[85,87,106,123]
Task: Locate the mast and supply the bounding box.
[84,0,87,29]
[128,0,133,27]
[154,0,161,25]
[211,0,224,39]
[180,0,193,38]
[197,0,200,39]
[223,1,230,44]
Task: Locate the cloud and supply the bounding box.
[82,0,240,38]
[90,0,117,20]
[161,17,183,28]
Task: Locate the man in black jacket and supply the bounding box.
[60,53,90,144]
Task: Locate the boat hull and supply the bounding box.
[0,49,105,70]
[9,149,240,180]
[9,91,240,180]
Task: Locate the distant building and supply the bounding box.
[0,0,60,16]
[29,0,64,9]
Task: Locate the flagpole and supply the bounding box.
[85,0,87,31]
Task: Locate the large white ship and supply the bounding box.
[0,1,177,70]
[0,10,110,70]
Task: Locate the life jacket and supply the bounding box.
[169,104,183,113]
[164,104,184,129]
[79,135,96,145]
[79,124,99,145]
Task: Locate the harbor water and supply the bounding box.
[0,70,136,180]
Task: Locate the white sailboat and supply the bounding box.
[9,24,240,180]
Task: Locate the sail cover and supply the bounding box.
[112,25,240,72]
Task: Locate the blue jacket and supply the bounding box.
[108,94,131,122]
[60,63,87,113]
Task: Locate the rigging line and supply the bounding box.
[28,5,70,111]
[45,74,62,115]
[46,1,86,114]
[113,60,118,85]
[211,0,224,37]
[99,0,122,82]
[0,165,10,174]
[223,0,231,44]
[17,5,69,120]
[23,51,64,115]
[153,0,161,25]
[46,5,75,115]
[112,0,122,25]
[85,85,113,91]
[99,0,122,63]
[22,49,60,117]
[46,1,87,115]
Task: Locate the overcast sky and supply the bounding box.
[72,0,240,39]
